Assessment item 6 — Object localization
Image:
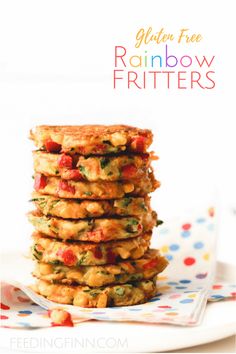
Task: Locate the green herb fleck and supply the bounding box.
[122,198,132,207]
[115,287,125,296]
[156,220,164,227]
[84,191,92,196]
[100,158,110,169]
[102,140,112,146]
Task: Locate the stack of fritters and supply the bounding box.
[28,125,168,307]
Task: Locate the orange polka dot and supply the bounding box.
[166,312,178,316]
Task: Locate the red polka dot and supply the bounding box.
[158,305,172,309]
[184,257,196,266]
[212,285,222,290]
[231,292,236,297]
[182,223,191,231]
[0,303,10,310]
[0,315,8,320]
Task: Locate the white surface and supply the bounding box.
[0,261,235,353]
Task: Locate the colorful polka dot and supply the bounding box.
[182,223,191,230]
[210,295,225,300]
[203,253,210,261]
[166,312,178,316]
[0,315,8,320]
[180,299,194,304]
[158,305,172,309]
[188,294,196,298]
[166,254,173,261]
[184,257,196,266]
[175,286,187,290]
[167,282,179,286]
[212,285,222,289]
[161,245,169,253]
[169,294,181,299]
[0,303,10,310]
[208,207,215,217]
[169,244,180,251]
[196,217,206,223]
[17,310,32,317]
[179,279,191,284]
[196,273,208,279]
[194,241,204,249]
[181,230,191,238]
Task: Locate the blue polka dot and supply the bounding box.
[176,286,187,290]
[207,223,215,231]
[194,241,204,249]
[17,322,31,327]
[148,297,161,302]
[196,217,206,223]
[210,295,225,300]
[18,310,32,315]
[180,299,194,304]
[181,230,191,238]
[156,293,163,297]
[166,254,173,261]
[167,282,179,286]
[179,279,191,284]
[169,244,180,251]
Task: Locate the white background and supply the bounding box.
[0,0,235,265]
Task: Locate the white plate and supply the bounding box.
[0,261,236,353]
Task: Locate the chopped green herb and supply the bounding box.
[49,260,62,265]
[100,158,110,169]
[140,202,148,211]
[55,170,60,175]
[122,198,132,207]
[84,191,92,196]
[107,171,113,176]
[49,199,61,211]
[32,245,42,260]
[77,253,87,265]
[115,287,125,296]
[102,140,112,146]
[89,290,101,297]
[156,220,164,227]
[126,218,139,233]
[70,148,75,151]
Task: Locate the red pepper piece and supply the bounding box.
[58,154,73,169]
[64,169,83,181]
[87,229,105,242]
[93,247,103,259]
[34,173,47,191]
[57,249,77,266]
[48,309,74,327]
[121,164,137,179]
[58,180,75,194]
[45,140,62,153]
[131,136,146,152]
[143,258,158,270]
[107,249,116,263]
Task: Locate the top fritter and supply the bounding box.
[30,125,153,155]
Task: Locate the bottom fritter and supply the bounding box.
[33,277,158,307]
